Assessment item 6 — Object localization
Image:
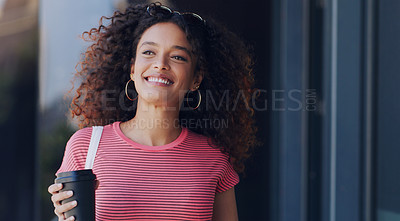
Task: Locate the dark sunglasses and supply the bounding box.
[146,4,206,26]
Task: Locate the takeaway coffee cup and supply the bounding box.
[55,169,97,221]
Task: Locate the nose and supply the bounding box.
[153,55,170,71]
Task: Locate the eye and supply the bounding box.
[172,55,188,62]
[142,50,155,55]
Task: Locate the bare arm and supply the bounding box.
[212,187,239,221]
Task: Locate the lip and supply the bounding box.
[143,73,175,86]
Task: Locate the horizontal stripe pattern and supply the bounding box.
[57,121,239,220]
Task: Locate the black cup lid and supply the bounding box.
[55,169,96,183]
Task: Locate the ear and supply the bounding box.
[191,72,204,91]
[130,64,135,80]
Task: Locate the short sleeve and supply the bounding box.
[56,127,93,175]
[215,156,240,193]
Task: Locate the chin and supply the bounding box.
[141,92,164,101]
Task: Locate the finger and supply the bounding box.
[54,208,64,220]
[57,215,67,221]
[48,183,63,194]
[95,180,100,190]
[55,200,77,215]
[51,190,74,204]
[65,215,75,221]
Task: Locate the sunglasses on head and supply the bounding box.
[146,4,206,27]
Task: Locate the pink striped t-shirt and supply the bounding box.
[57,121,239,220]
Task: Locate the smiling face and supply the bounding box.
[131,22,202,108]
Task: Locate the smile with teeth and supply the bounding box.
[146,77,173,85]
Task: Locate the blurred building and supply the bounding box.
[0,0,38,220]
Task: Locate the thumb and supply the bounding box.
[95,180,100,190]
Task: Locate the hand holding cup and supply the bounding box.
[48,183,77,221]
[49,169,97,221]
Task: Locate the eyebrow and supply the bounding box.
[140,41,192,57]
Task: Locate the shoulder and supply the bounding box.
[185,128,209,142]
[66,122,115,149]
[67,126,93,147]
[185,128,218,150]
[57,123,114,173]
[185,130,241,192]
[56,126,94,173]
[184,128,231,159]
[63,126,94,161]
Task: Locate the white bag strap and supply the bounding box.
[85,126,104,169]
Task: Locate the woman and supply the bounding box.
[48,2,258,220]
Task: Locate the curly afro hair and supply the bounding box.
[68,2,259,176]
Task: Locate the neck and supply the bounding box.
[121,98,182,146]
